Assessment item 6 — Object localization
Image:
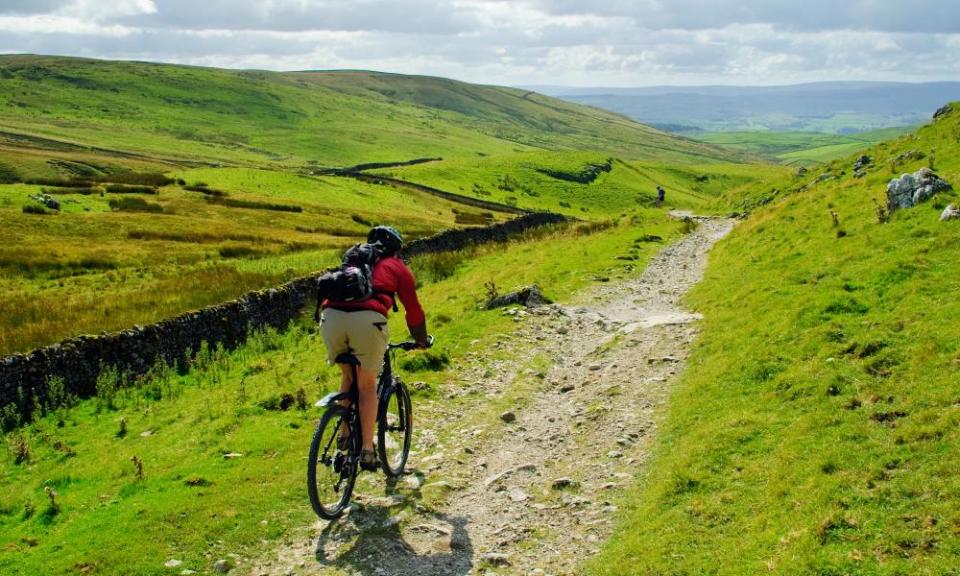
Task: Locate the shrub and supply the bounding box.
[351,214,372,226]
[0,403,21,432]
[105,172,173,187]
[219,246,259,258]
[95,365,120,412]
[8,432,30,464]
[0,161,19,183]
[24,178,94,187]
[22,204,49,215]
[183,184,227,197]
[108,197,163,213]
[206,197,301,212]
[42,186,97,195]
[105,184,157,194]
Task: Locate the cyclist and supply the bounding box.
[318,225,429,471]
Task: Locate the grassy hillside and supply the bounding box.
[0,55,738,171]
[0,208,688,576]
[693,127,915,167]
[589,105,960,574]
[369,151,787,215]
[0,54,772,355]
[0,167,502,356]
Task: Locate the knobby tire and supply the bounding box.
[378,381,412,477]
[307,406,358,520]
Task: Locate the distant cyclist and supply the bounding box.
[318,225,429,470]
[656,185,666,207]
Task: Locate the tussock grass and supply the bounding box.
[108,197,163,213]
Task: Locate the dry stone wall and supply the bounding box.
[0,212,568,424]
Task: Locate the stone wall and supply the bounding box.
[0,212,568,424]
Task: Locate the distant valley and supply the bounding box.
[534,81,960,134]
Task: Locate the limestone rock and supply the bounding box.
[486,285,552,309]
[886,168,952,211]
[941,204,960,221]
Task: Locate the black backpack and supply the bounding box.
[318,242,383,302]
[314,243,395,321]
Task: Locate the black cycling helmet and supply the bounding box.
[368,225,403,254]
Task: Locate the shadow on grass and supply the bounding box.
[312,469,473,576]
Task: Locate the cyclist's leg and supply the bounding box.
[335,364,353,445]
[356,366,378,452]
[344,311,388,458]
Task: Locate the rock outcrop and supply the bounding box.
[486,285,552,310]
[853,155,872,178]
[941,204,960,221]
[886,168,952,211]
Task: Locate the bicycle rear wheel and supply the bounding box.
[307,407,358,519]
[378,380,412,477]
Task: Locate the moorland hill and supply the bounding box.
[0,54,738,179]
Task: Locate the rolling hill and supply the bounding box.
[0,54,771,355]
[0,54,739,176]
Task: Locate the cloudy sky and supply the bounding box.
[1,0,959,86]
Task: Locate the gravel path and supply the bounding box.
[252,217,734,576]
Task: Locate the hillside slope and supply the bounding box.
[590,104,960,574]
[0,54,738,175]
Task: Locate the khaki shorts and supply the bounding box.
[320,308,389,372]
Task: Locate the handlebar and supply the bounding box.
[389,335,435,351]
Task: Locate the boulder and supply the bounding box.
[886,168,952,211]
[853,155,872,172]
[933,103,953,120]
[941,204,960,221]
[486,284,552,309]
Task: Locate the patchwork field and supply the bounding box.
[692,127,915,167]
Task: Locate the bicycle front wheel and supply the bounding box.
[307,407,358,520]
[378,381,412,477]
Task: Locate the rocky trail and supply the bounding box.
[253,216,734,576]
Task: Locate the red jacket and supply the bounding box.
[323,256,426,329]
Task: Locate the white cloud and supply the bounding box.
[57,0,157,20]
[0,1,958,85]
[0,15,139,36]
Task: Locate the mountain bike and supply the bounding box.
[307,336,432,520]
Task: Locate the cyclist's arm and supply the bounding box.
[393,261,428,346]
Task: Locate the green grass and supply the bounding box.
[693,127,916,167]
[368,150,787,215]
[0,209,682,575]
[0,55,739,171]
[0,54,767,355]
[0,169,477,355]
[588,105,960,574]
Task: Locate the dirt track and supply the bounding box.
[253,216,734,576]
